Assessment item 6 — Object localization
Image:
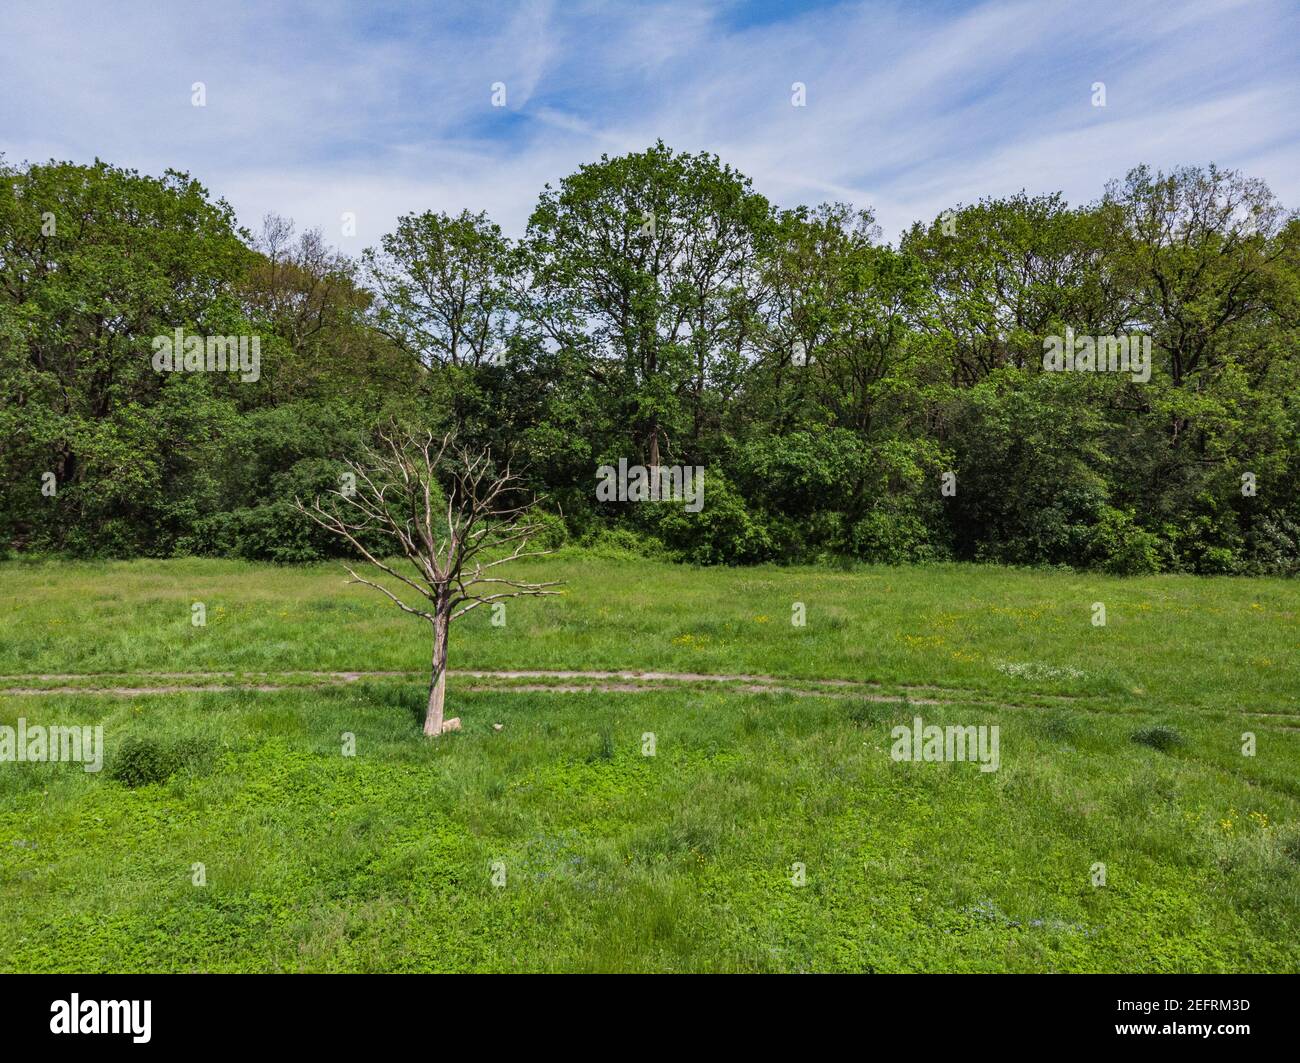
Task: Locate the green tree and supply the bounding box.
[0,158,253,553]
[902,192,1123,385]
[525,141,772,467]
[1101,164,1297,389]
[363,209,519,370]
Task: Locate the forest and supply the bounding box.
[3,142,1298,574]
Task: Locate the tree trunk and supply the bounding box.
[423,614,450,736]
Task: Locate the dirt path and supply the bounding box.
[2,667,1295,726]
[0,666,1030,704]
[0,665,1123,719]
[0,667,945,696]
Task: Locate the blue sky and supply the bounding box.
[2,0,1297,250]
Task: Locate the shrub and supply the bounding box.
[734,429,868,516]
[643,470,773,565]
[1089,507,1162,575]
[1244,513,1300,576]
[529,510,569,551]
[1131,725,1184,752]
[110,737,176,788]
[181,502,327,563]
[849,509,938,565]
[949,370,1110,566]
[578,526,664,559]
[110,734,213,787]
[1165,505,1246,575]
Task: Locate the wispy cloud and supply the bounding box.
[2,0,1296,249]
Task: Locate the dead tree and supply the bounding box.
[298,427,561,735]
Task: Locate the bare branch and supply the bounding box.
[299,422,565,734]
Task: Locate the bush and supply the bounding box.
[528,510,569,551]
[177,454,406,563]
[577,526,664,559]
[950,370,1111,566]
[734,429,868,516]
[1089,507,1162,575]
[110,734,212,787]
[1131,725,1185,752]
[642,470,773,565]
[1165,505,1246,575]
[1244,513,1300,576]
[181,501,327,562]
[849,509,938,565]
[110,737,176,788]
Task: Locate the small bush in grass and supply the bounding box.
[110,735,213,787]
[110,737,175,787]
[1131,725,1184,752]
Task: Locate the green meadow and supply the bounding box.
[1,552,1297,972]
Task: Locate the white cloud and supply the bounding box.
[2,0,1296,249]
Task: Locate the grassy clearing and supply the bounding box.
[1,551,1297,714]
[0,554,1297,971]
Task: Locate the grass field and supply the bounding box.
[1,551,1298,971]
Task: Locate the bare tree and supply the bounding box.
[298,427,561,736]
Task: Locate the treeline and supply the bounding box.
[2,144,1298,573]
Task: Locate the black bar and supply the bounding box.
[3,973,1292,1050]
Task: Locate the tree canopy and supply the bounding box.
[3,145,1298,575]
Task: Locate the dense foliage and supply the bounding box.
[3,146,1298,572]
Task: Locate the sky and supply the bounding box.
[2,0,1297,251]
